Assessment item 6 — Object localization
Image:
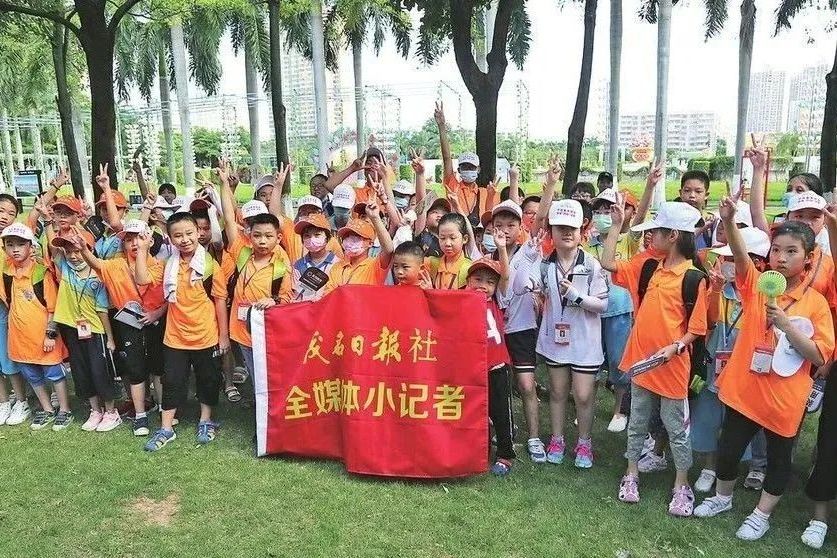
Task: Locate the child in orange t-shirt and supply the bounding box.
[324,201,394,292]
[1,223,71,431]
[693,199,834,542]
[425,213,473,289]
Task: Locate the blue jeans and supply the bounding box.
[0,305,18,376]
[601,313,632,387]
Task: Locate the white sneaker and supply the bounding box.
[0,401,11,425]
[6,401,30,425]
[81,410,103,432]
[637,451,668,473]
[801,520,828,549]
[694,495,733,518]
[527,438,547,463]
[8,391,16,407]
[694,469,717,493]
[607,414,628,433]
[736,511,770,541]
[95,410,123,432]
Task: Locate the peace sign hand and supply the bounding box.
[96,163,111,191]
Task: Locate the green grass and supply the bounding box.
[0,372,827,558]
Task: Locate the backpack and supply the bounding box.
[637,258,709,396]
[2,262,48,309]
[228,247,288,300]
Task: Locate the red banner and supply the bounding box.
[251,286,489,478]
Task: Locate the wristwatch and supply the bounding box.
[573,296,583,305]
[46,330,58,340]
[674,341,686,355]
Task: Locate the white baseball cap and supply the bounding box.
[0,222,35,242]
[153,196,179,210]
[297,195,323,211]
[392,179,416,196]
[254,174,274,193]
[491,199,523,220]
[332,184,356,209]
[631,202,702,233]
[592,187,619,206]
[711,226,770,258]
[117,219,151,239]
[788,191,826,213]
[548,200,584,228]
[241,200,269,219]
[457,153,480,167]
[772,316,815,377]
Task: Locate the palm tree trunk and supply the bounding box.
[268,0,290,193]
[607,0,622,176]
[30,110,44,172]
[13,122,24,170]
[244,34,261,179]
[170,22,195,193]
[0,109,14,188]
[71,103,91,198]
[158,49,176,184]
[563,0,598,195]
[310,1,330,172]
[652,0,672,207]
[51,22,84,196]
[821,40,837,193]
[352,37,365,158]
[733,0,755,185]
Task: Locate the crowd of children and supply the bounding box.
[0,109,836,549]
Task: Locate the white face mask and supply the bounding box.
[720,261,736,282]
[68,260,88,272]
[460,170,479,184]
[482,233,496,253]
[342,235,367,257]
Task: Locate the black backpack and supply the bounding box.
[637,258,709,396]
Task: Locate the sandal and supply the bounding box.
[232,366,248,385]
[619,475,640,503]
[225,385,242,403]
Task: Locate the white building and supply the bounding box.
[282,47,343,140]
[617,112,718,154]
[787,64,829,149]
[746,70,786,134]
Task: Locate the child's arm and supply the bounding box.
[267,162,293,219]
[600,195,627,272]
[133,232,154,285]
[324,155,365,193]
[95,164,124,232]
[508,163,521,205]
[411,148,427,206]
[71,232,105,272]
[718,197,750,279]
[99,311,116,352]
[366,201,394,268]
[706,259,723,325]
[132,155,149,198]
[768,304,826,367]
[494,230,511,297]
[511,231,545,295]
[215,297,230,354]
[434,101,454,182]
[558,270,608,314]
[139,192,156,225]
[534,158,562,235]
[745,142,770,234]
[632,160,663,226]
[218,159,243,246]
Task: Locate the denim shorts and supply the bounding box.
[601,312,632,387]
[16,362,66,388]
[0,305,18,376]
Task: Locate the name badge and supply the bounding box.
[237,304,250,322]
[554,323,570,346]
[714,349,732,379]
[76,319,92,340]
[750,344,773,375]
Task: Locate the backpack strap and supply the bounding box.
[202,252,216,300]
[637,257,660,306]
[681,268,708,323]
[232,246,288,300]
[3,264,48,309]
[2,272,10,308]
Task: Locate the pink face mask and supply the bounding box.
[342,235,367,257]
[303,235,327,252]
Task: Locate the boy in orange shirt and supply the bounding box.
[324,201,394,292]
[136,213,230,451]
[1,223,71,431]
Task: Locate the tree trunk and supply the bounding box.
[733,0,755,185]
[268,0,290,193]
[71,103,91,199]
[30,110,44,172]
[170,22,195,193]
[51,22,84,196]
[563,0,598,195]
[607,0,622,176]
[13,121,24,169]
[652,0,672,207]
[80,26,118,194]
[352,37,365,158]
[0,109,14,188]
[474,7,488,73]
[158,49,176,183]
[821,40,837,193]
[310,1,330,172]
[474,88,500,185]
[244,33,261,179]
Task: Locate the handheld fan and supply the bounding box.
[757,270,787,304]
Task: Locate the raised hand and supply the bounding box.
[745,133,768,170]
[273,161,294,188]
[528,228,547,251]
[508,163,520,183]
[545,156,563,187]
[718,196,737,223]
[216,157,231,185]
[96,163,111,191]
[708,258,725,291]
[50,167,69,189]
[825,203,837,226]
[132,153,144,173]
[434,100,446,128]
[409,147,425,175]
[418,268,433,290]
[365,200,381,219]
[646,159,664,188]
[610,191,626,228]
[493,229,508,250]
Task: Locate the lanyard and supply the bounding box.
[240,258,271,296]
[554,249,581,316]
[720,289,743,348]
[70,271,93,314]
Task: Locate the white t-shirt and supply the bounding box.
[497,244,539,334]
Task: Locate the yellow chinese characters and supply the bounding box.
[303,331,330,365]
[371,327,401,365]
[409,329,438,363]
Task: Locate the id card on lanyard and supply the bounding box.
[716,292,742,378]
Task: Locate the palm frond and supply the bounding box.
[507,0,531,70]
[184,5,225,95]
[703,0,728,39]
[774,0,810,33]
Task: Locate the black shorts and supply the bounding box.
[505,329,538,372]
[539,356,600,375]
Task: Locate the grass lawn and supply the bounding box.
[0,371,827,558]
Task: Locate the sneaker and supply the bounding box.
[640,434,655,457]
[0,401,11,425]
[144,428,176,451]
[8,391,16,407]
[133,415,150,437]
[527,438,547,463]
[607,414,628,433]
[668,485,695,517]
[6,401,30,425]
[694,494,733,518]
[574,440,593,469]
[801,520,828,550]
[736,511,770,541]
[490,458,512,477]
[52,410,73,431]
[694,469,717,493]
[546,435,565,464]
[81,410,103,432]
[30,409,55,430]
[96,410,122,432]
[638,451,668,473]
[618,474,640,503]
[743,470,765,491]
[49,391,58,409]
[196,420,219,445]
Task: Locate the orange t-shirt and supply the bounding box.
[227,237,293,347]
[444,175,494,219]
[324,255,388,292]
[5,260,66,365]
[279,217,343,263]
[716,260,835,437]
[98,257,165,312]
[150,256,228,350]
[614,256,709,399]
[802,245,837,308]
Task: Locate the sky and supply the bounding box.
[164,0,837,143]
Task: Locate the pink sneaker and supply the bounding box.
[669,485,695,517]
[546,435,565,464]
[619,474,640,503]
[574,440,594,469]
[95,410,123,432]
[81,410,103,432]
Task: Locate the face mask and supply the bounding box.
[304,236,327,252]
[394,196,410,210]
[720,261,736,282]
[342,235,367,257]
[482,233,496,253]
[68,260,89,272]
[781,192,797,208]
[593,214,612,234]
[460,170,479,183]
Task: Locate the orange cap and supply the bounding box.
[294,213,332,235]
[52,196,83,215]
[50,230,94,250]
[480,210,493,228]
[96,190,128,208]
[467,257,503,278]
[620,189,639,209]
[338,218,376,240]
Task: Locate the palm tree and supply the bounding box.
[267,0,290,192]
[311,1,330,171]
[607,0,622,176]
[169,20,195,192]
[652,0,672,206]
